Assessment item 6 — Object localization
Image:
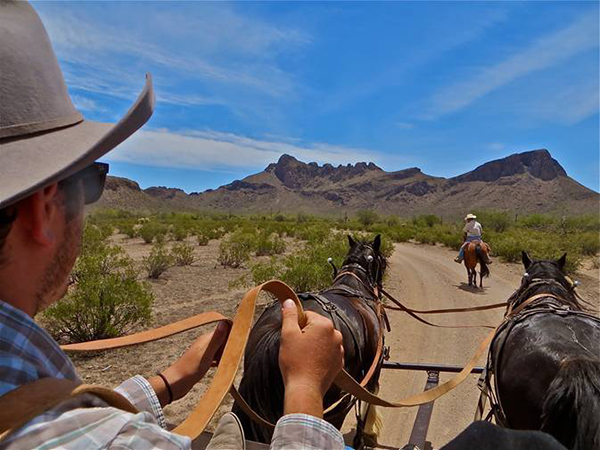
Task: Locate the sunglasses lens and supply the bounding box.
[82,163,108,205]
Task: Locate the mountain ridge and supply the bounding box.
[94,149,598,218]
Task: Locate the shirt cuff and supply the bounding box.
[114,375,167,429]
[271,414,345,450]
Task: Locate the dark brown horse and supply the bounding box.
[464,241,490,288]
[483,252,600,450]
[232,235,387,449]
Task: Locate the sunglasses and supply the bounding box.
[64,162,109,205]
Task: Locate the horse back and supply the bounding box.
[493,311,600,430]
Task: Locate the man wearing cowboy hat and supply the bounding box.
[454,213,492,264]
[0,2,345,449]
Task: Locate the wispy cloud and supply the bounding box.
[424,12,598,119]
[396,122,415,130]
[106,129,393,172]
[486,143,505,151]
[70,95,106,114]
[34,3,310,113]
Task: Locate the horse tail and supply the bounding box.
[541,357,600,450]
[475,244,490,278]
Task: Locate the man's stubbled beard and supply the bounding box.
[34,183,83,315]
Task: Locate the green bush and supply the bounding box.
[412,214,441,228]
[144,243,173,278]
[474,210,512,232]
[218,231,255,268]
[196,232,210,246]
[171,225,188,241]
[255,231,286,256]
[171,242,195,266]
[43,225,153,343]
[139,223,158,244]
[357,210,379,227]
[119,223,137,239]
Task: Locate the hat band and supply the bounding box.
[0,112,84,140]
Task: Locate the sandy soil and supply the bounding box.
[64,236,599,445]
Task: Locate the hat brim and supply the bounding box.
[0,74,154,209]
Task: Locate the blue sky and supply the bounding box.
[33,1,599,193]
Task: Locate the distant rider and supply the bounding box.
[454,214,491,264]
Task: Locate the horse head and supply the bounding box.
[512,251,582,310]
[336,234,387,298]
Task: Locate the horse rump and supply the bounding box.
[541,357,600,450]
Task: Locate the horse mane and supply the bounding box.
[508,259,589,312]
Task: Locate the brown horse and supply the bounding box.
[464,241,490,288]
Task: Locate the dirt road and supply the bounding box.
[343,242,527,449]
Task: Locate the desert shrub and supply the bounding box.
[196,232,210,246]
[412,214,441,228]
[139,222,158,244]
[569,232,600,256]
[517,214,556,231]
[415,230,435,245]
[218,230,255,268]
[296,212,310,223]
[43,225,153,343]
[386,215,400,227]
[171,242,195,266]
[474,210,512,232]
[144,243,173,278]
[357,210,379,227]
[293,225,330,243]
[255,231,286,256]
[171,225,188,241]
[274,214,286,222]
[119,223,137,239]
[249,257,284,285]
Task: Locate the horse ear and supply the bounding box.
[522,251,532,269]
[348,235,356,248]
[372,234,381,252]
[557,253,567,271]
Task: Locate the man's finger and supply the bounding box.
[281,298,300,335]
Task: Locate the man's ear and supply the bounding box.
[348,235,356,248]
[557,253,567,271]
[522,251,532,269]
[19,184,60,247]
[372,234,381,253]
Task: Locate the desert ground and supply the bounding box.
[65,234,599,449]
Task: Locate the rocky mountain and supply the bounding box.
[93,149,598,218]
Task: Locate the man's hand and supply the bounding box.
[279,299,344,417]
[149,320,230,406]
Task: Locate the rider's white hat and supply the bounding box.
[465,213,477,220]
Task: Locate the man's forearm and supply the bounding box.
[283,384,323,418]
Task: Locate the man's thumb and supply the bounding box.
[281,299,299,334]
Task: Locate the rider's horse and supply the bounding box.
[232,235,387,448]
[463,241,490,288]
[482,251,600,450]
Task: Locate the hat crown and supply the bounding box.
[0,1,81,139]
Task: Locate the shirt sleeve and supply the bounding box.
[462,223,468,233]
[270,414,345,450]
[114,375,167,429]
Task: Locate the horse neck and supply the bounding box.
[332,271,377,300]
[510,280,580,310]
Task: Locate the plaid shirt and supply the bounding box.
[0,300,344,449]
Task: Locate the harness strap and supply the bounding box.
[380,288,496,329]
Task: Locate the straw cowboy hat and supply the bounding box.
[464,214,477,221]
[0,1,154,209]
